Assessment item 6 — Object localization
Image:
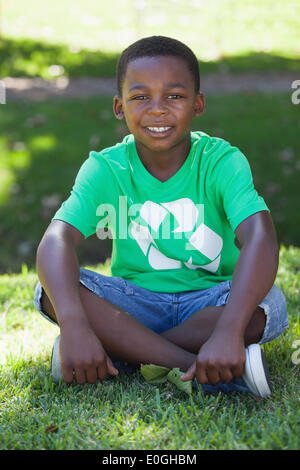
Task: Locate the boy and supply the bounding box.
[34,36,288,397]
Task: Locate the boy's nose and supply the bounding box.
[148,99,168,115]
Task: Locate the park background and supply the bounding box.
[0,0,299,451]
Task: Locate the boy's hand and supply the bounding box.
[180,331,245,385]
[59,319,119,384]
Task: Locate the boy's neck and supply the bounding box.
[135,134,191,182]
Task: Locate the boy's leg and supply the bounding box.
[39,275,264,371]
[37,271,287,382]
[160,304,266,353]
[161,282,288,353]
[40,283,196,373]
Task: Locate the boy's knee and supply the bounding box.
[40,288,57,323]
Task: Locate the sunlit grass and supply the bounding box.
[1,0,299,80]
[2,0,300,59]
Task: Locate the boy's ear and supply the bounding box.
[194,93,205,117]
[113,95,125,120]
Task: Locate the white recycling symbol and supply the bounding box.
[130,198,223,273]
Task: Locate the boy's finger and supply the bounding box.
[73,367,86,385]
[61,364,75,384]
[195,364,209,385]
[85,365,98,384]
[107,357,119,376]
[180,363,196,382]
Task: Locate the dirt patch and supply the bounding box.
[3,72,298,101]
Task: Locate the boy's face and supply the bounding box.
[113,56,205,154]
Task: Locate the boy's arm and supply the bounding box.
[36,220,85,322]
[36,220,118,384]
[216,210,279,334]
[181,210,279,385]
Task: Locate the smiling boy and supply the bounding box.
[34,36,288,397]
[113,54,204,183]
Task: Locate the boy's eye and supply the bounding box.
[131,94,182,100]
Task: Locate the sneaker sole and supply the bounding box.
[51,335,63,383]
[242,344,272,398]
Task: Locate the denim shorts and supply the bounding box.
[34,267,288,378]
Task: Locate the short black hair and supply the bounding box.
[116,35,200,96]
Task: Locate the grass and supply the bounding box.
[1,0,300,79]
[0,246,299,450]
[2,0,300,56]
[0,92,299,274]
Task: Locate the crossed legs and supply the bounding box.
[40,282,266,373]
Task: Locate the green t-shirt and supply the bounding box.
[52,131,269,292]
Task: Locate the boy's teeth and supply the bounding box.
[147,126,171,132]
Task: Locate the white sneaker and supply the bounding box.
[51,335,63,383]
[242,344,272,398]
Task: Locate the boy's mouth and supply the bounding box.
[144,126,173,137]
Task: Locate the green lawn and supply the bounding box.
[1,0,300,79]
[2,0,300,57]
[0,246,299,450]
[0,92,299,274]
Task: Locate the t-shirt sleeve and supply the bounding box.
[51,152,110,239]
[213,145,270,232]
